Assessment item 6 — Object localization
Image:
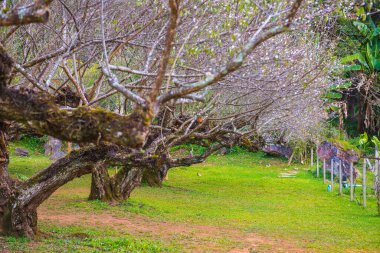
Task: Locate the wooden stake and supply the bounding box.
[339,160,342,195]
[316,154,319,178]
[323,159,326,183]
[366,159,373,170]
[311,148,314,166]
[375,145,379,197]
[330,159,334,191]
[287,152,294,166]
[363,159,367,207]
[350,162,354,201]
[376,146,380,215]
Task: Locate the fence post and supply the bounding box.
[330,159,334,191]
[316,154,319,178]
[339,160,342,195]
[311,148,314,166]
[363,159,367,207]
[376,145,379,215]
[323,159,326,183]
[375,145,379,197]
[350,162,354,201]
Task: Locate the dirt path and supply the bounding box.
[38,206,308,253]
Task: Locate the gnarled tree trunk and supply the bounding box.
[0,145,130,238]
[0,122,14,235]
[88,150,216,204]
[89,154,171,203]
[114,166,143,201]
[89,164,143,204]
[0,44,151,237]
[142,158,170,187]
[89,162,122,203]
[0,122,36,237]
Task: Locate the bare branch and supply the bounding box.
[100,0,146,107]
[0,0,53,26]
[61,63,89,105]
[158,0,304,104]
[108,64,203,78]
[13,63,45,91]
[149,0,180,102]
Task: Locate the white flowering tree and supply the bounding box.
[0,0,337,237]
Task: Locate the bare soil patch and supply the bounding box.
[38,204,308,253]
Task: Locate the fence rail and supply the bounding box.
[313,145,379,212]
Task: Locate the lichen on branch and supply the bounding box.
[0,87,151,148]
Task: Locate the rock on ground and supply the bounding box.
[317,141,359,179]
[15,148,29,157]
[262,144,293,159]
[44,136,66,160]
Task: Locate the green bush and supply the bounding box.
[18,135,48,154]
[170,144,206,156]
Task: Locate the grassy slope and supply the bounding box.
[3,146,380,252]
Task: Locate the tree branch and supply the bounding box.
[100,0,146,107]
[158,0,304,104]
[0,0,53,27]
[0,87,150,148]
[149,0,180,102]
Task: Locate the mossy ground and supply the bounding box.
[2,144,380,252]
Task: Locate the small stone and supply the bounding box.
[15,148,29,157]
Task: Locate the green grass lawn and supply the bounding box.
[3,147,380,252]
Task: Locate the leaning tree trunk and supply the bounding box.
[89,144,225,203]
[89,165,143,204]
[0,145,125,238]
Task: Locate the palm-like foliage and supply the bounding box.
[338,19,380,135]
[341,20,380,72]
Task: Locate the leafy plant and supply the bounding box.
[329,15,380,136]
[359,132,369,146]
[341,20,380,72]
[17,135,48,154]
[371,136,380,147]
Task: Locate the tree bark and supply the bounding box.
[89,165,143,203]
[114,166,143,200]
[89,162,122,203]
[142,156,170,187]
[0,87,150,148]
[357,93,365,134]
[0,0,52,27]
[0,122,13,235]
[89,161,166,201]
[142,143,224,187]
[88,130,238,203]
[0,145,134,238]
[141,154,210,187]
[142,163,169,187]
[0,45,151,149]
